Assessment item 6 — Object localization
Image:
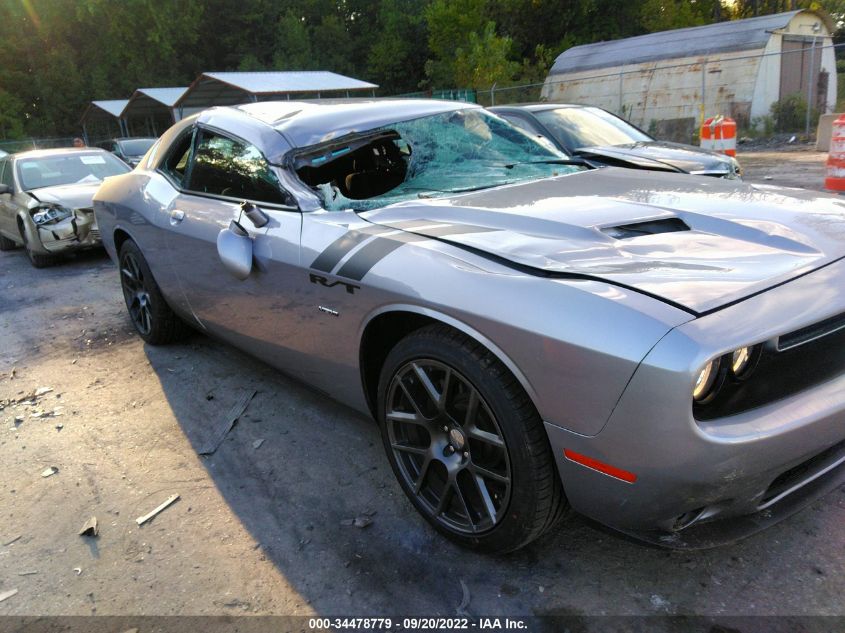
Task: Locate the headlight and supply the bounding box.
[692,358,721,402]
[729,344,760,379]
[32,205,73,226]
[731,347,751,375]
[726,157,742,180]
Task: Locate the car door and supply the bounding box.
[161,126,305,364]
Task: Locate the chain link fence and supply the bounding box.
[472,40,845,145]
[0,137,80,154]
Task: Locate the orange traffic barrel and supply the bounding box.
[825,114,845,192]
[700,116,737,157]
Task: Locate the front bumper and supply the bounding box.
[34,208,101,253]
[546,256,845,547]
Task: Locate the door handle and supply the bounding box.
[170,209,185,225]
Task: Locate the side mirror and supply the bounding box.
[216,220,253,280]
[240,200,268,228]
[0,184,11,195]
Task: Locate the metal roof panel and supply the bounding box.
[90,99,129,118]
[136,87,188,106]
[549,10,830,75]
[204,71,378,94]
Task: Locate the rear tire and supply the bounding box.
[118,240,190,345]
[0,233,17,251]
[377,324,567,553]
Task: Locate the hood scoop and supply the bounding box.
[601,217,690,240]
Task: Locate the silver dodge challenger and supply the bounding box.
[93,100,845,552]
[0,148,130,267]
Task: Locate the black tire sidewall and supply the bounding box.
[118,240,183,345]
[377,327,555,553]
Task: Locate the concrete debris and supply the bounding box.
[0,589,18,603]
[650,594,671,610]
[456,579,471,616]
[252,439,264,450]
[41,466,58,478]
[136,493,180,526]
[34,387,53,397]
[341,515,373,529]
[197,389,257,455]
[78,516,99,537]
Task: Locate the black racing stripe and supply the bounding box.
[310,227,390,272]
[336,233,427,281]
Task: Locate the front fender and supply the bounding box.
[16,211,48,254]
[360,302,543,411]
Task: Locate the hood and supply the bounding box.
[27,182,101,209]
[362,168,845,314]
[575,141,734,175]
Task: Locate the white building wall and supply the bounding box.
[542,12,836,138]
[542,48,763,136]
[750,36,781,120]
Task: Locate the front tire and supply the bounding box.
[19,225,57,268]
[377,324,566,553]
[118,240,190,345]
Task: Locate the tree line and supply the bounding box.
[0,0,841,138]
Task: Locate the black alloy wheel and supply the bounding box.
[378,325,566,553]
[120,249,153,337]
[386,358,512,535]
[118,240,189,345]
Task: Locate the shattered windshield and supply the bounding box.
[294,108,582,211]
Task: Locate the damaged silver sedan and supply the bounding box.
[0,148,130,267]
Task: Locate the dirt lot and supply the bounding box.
[1,151,844,623]
[739,147,827,190]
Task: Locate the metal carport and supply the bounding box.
[175,71,379,118]
[80,100,129,144]
[121,87,188,137]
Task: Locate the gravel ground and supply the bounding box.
[1,153,844,622]
[739,149,827,191]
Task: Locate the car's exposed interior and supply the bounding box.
[295,131,410,200]
[291,110,576,212]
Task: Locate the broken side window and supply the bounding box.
[294,109,580,212]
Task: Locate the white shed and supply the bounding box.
[542,10,837,140]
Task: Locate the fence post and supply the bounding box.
[700,58,707,128]
[618,66,624,116]
[489,82,497,106]
[806,37,817,137]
